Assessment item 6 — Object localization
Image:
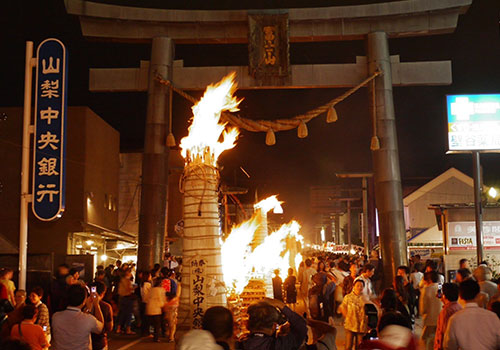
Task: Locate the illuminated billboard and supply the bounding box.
[447,94,500,152]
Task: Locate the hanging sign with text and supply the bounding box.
[448,221,500,250]
[447,94,500,152]
[248,13,289,85]
[32,38,67,221]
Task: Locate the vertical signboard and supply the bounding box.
[447,94,500,152]
[33,39,67,221]
[248,13,289,85]
[190,256,207,328]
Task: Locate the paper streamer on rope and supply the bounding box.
[326,107,338,123]
[370,136,380,150]
[266,129,276,146]
[166,132,176,147]
[370,79,380,151]
[297,121,308,138]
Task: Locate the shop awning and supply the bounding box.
[0,233,18,253]
[408,225,443,247]
[81,222,137,244]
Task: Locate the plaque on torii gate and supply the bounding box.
[65,0,471,289]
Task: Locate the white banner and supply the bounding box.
[448,221,500,250]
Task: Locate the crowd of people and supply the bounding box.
[1,252,500,350]
[283,253,500,350]
[0,255,182,350]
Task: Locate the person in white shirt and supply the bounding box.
[301,258,317,318]
[474,265,497,300]
[140,271,152,336]
[444,279,500,350]
[354,264,376,300]
[52,284,104,350]
[328,261,345,316]
[144,278,167,342]
[419,262,444,290]
[410,267,423,290]
[164,253,179,270]
[420,271,442,350]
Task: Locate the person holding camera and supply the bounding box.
[52,284,104,350]
[239,297,307,350]
[88,282,114,350]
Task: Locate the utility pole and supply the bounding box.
[472,151,484,265]
[19,41,35,289]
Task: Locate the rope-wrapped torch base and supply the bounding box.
[178,163,226,330]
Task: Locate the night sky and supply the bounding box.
[2,0,500,239]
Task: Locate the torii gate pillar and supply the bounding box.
[367,32,408,287]
[137,37,174,271]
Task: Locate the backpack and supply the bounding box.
[162,278,178,298]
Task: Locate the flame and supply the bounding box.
[222,196,304,294]
[221,214,262,293]
[180,72,243,166]
[254,195,283,214]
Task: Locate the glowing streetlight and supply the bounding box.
[100,255,108,262]
[488,187,498,199]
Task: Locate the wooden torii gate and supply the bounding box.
[66,0,471,295]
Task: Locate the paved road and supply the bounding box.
[108,334,175,350]
[108,318,423,350]
[108,294,424,350]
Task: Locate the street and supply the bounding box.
[108,334,175,350]
[106,295,425,350]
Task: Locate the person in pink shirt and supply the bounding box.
[434,283,461,350]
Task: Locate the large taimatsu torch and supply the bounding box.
[178,73,242,329]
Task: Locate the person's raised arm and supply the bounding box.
[264,298,307,346]
[100,301,113,333]
[90,293,104,330]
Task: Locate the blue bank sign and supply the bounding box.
[32,39,67,221]
[447,94,500,152]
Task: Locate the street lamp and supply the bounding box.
[488,187,498,199]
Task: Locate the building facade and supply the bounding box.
[0,106,127,284]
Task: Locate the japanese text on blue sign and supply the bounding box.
[33,39,67,221]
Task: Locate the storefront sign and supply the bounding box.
[190,256,207,328]
[409,249,434,259]
[448,221,500,250]
[33,38,67,221]
[447,94,500,151]
[324,243,364,253]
